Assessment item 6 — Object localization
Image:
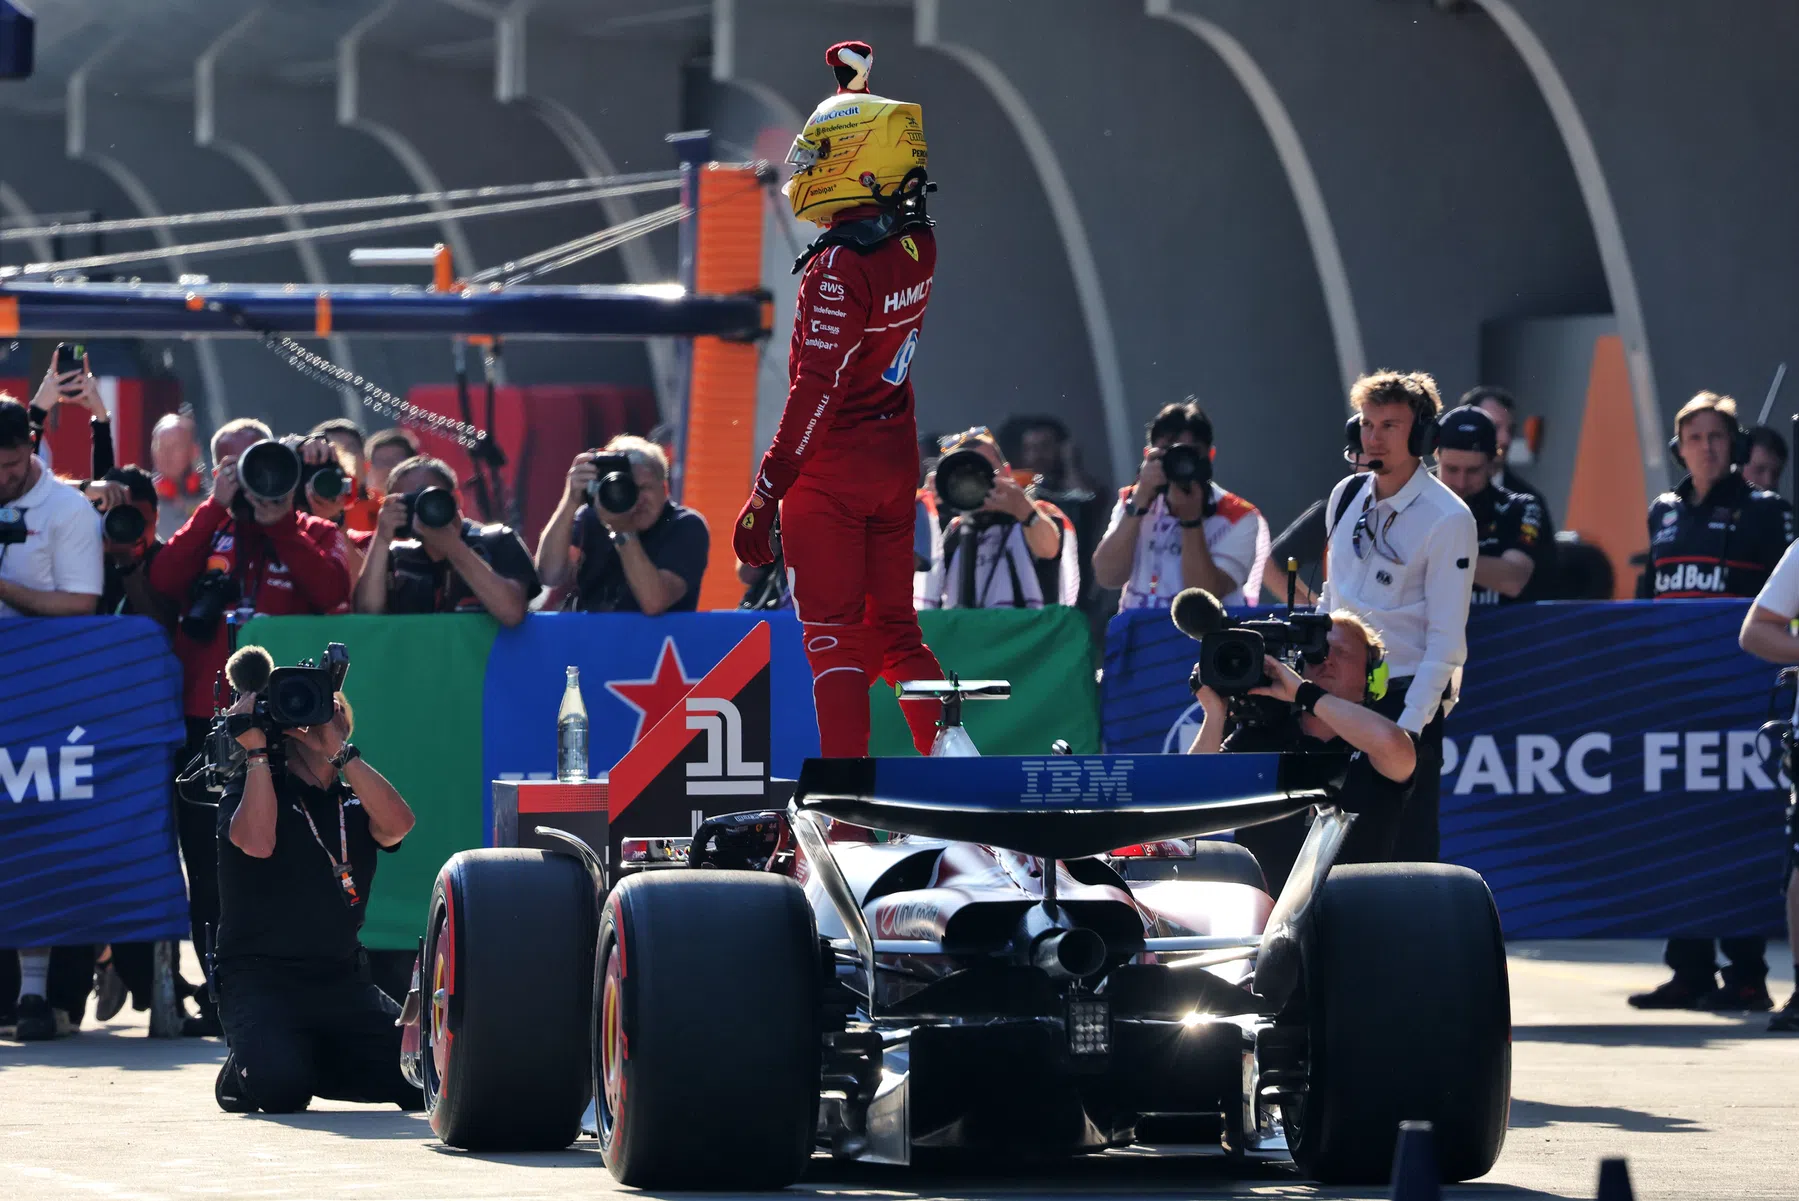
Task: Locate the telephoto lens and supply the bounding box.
[932,447,996,512]
[411,486,459,530]
[1160,442,1209,489]
[237,439,303,504]
[306,462,347,501]
[101,503,147,544]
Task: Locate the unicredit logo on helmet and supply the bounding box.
[883,277,931,313]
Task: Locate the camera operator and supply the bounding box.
[916,428,1078,609]
[1737,538,1799,1032]
[209,651,421,1113]
[535,437,709,614]
[354,455,536,626]
[1320,371,1477,863]
[1187,609,1415,895]
[1433,406,1544,605]
[1744,425,1789,495]
[151,412,207,541]
[1092,399,1270,613]
[1630,391,1791,1014]
[148,418,351,1035]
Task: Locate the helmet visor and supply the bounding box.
[786,135,820,174]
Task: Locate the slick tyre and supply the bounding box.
[596,870,819,1189]
[1285,863,1511,1185]
[422,849,596,1151]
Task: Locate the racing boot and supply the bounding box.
[1627,975,1713,1009]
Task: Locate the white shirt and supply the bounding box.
[0,462,104,617]
[917,509,1080,609]
[1318,465,1477,733]
[1751,538,1799,618]
[1107,481,1270,611]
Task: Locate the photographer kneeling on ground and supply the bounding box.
[916,427,1078,609]
[354,455,537,626]
[535,437,709,614]
[212,648,421,1113]
[1187,609,1415,896]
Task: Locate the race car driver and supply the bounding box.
[733,41,944,759]
[1633,391,1793,1013]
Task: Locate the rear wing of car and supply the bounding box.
[791,752,1346,861]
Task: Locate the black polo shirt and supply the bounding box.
[571,501,710,613]
[215,770,399,967]
[1646,471,1793,599]
[1465,484,1544,606]
[1220,711,1415,895]
[384,518,539,615]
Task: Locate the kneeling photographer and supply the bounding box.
[916,427,1077,609]
[354,455,536,626]
[535,437,709,614]
[208,643,421,1113]
[1181,590,1416,895]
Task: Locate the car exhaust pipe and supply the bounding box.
[1033,927,1106,980]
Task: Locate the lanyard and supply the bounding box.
[293,790,360,907]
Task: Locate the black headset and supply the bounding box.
[1667,407,1750,470]
[1347,400,1439,461]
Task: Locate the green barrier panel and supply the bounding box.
[868,607,1101,756]
[240,614,496,950]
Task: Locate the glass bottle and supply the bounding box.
[557,666,589,783]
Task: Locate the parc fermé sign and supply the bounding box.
[1101,600,1795,939]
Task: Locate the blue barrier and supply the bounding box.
[1103,600,1792,938]
[0,617,188,946]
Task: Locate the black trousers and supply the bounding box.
[1664,938,1767,988]
[1370,677,1445,862]
[217,955,422,1113]
[177,718,220,983]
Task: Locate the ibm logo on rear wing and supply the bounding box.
[1018,759,1135,806]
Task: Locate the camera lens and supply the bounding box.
[307,463,347,501]
[1162,442,1208,488]
[238,440,302,504]
[413,486,459,530]
[102,504,146,544]
[593,472,639,515]
[933,448,996,512]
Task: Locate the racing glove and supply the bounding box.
[733,459,796,568]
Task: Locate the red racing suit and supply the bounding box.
[759,225,944,757]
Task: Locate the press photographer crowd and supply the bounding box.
[2,331,1796,1112]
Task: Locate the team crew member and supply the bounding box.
[1188,612,1415,895]
[1320,371,1477,862]
[1092,400,1270,613]
[1632,392,1790,1014]
[1743,425,1789,496]
[1463,386,1558,598]
[733,41,945,758]
[916,428,1078,610]
[1738,538,1799,1032]
[1433,406,1543,605]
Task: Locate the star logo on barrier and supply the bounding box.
[607,637,700,745]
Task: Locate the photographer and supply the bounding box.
[1188,610,1415,895]
[1433,406,1544,605]
[354,455,536,626]
[1320,371,1477,863]
[1631,392,1790,1014]
[28,349,115,477]
[916,427,1078,609]
[1737,538,1799,1032]
[535,437,709,614]
[1092,399,1270,613]
[210,650,421,1113]
[308,418,377,533]
[0,398,103,618]
[85,467,177,627]
[149,418,351,1034]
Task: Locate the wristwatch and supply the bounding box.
[611,529,637,546]
[1023,509,1041,529]
[329,742,361,771]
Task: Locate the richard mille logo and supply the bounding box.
[1018,758,1135,806]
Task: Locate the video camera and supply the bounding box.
[189,642,352,796]
[1171,586,1331,723]
[586,452,639,516]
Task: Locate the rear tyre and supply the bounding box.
[422,849,597,1151]
[597,870,819,1188]
[1285,863,1511,1185]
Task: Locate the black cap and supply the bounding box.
[1436,405,1498,456]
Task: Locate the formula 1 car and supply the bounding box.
[399,680,1510,1188]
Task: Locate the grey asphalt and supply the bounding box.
[1,940,1794,1201]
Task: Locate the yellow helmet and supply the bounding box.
[782,41,928,225]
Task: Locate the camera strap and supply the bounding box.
[293,790,359,908]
